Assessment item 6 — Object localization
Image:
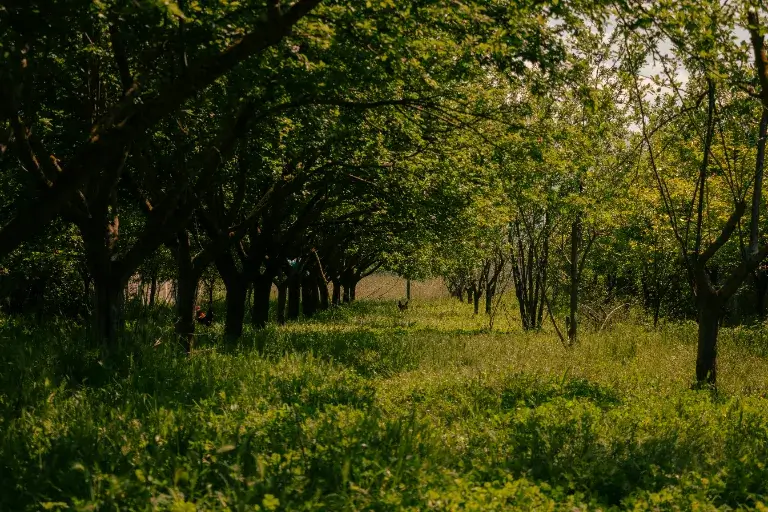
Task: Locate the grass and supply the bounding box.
[2,296,768,510]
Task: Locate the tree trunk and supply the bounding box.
[318,277,330,311]
[757,271,768,320]
[216,252,246,342]
[224,279,247,342]
[473,287,481,315]
[406,278,411,300]
[302,278,318,318]
[149,274,158,308]
[81,208,125,355]
[350,279,357,301]
[485,281,493,315]
[695,297,721,386]
[175,233,198,354]
[749,108,768,319]
[568,216,580,345]
[277,280,288,324]
[332,279,341,306]
[343,282,351,304]
[91,273,124,355]
[175,274,197,354]
[287,274,301,320]
[251,275,272,328]
[466,288,473,304]
[82,273,92,313]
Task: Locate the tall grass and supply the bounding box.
[1,298,768,510]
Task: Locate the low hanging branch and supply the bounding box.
[0,0,322,260]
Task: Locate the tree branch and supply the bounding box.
[697,201,746,267]
[109,23,134,95]
[0,0,321,261]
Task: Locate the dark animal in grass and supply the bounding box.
[397,299,409,312]
[196,306,214,326]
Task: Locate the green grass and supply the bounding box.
[2,298,768,510]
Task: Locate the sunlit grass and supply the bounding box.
[1,296,768,510]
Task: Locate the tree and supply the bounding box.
[621,0,768,384]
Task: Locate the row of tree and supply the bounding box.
[3,0,768,386]
[435,1,768,387]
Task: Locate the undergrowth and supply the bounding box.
[2,299,768,510]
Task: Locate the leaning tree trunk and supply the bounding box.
[695,294,721,386]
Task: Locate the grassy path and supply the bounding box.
[2,299,768,510]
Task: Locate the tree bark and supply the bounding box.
[91,274,124,354]
[216,252,246,342]
[302,278,318,318]
[149,273,158,308]
[318,277,330,311]
[224,279,247,342]
[287,273,301,320]
[406,278,411,300]
[331,279,341,306]
[568,216,581,345]
[695,296,721,385]
[473,287,481,315]
[81,211,125,355]
[277,280,288,324]
[751,109,768,319]
[175,232,197,353]
[757,272,768,320]
[485,281,493,315]
[251,274,272,328]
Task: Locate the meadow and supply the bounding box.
[2,280,768,511]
